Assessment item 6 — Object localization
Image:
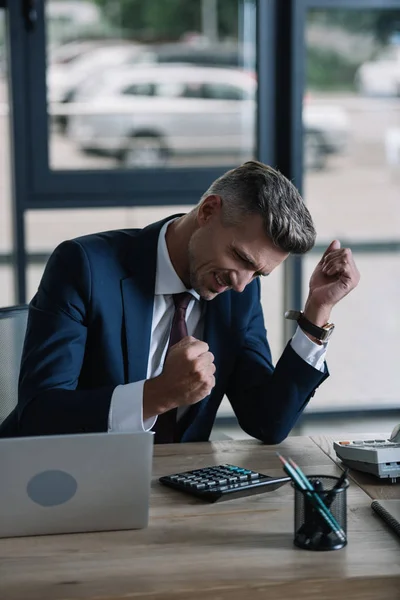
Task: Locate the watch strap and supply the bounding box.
[284,310,334,342]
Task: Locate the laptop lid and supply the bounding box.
[0,431,154,538]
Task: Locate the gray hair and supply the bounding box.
[199,161,316,254]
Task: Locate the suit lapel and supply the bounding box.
[121,275,154,383]
[120,216,182,384]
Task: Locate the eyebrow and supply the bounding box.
[233,247,269,277]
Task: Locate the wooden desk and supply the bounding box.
[311,433,400,500]
[1,437,399,600]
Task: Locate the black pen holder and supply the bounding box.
[293,475,349,551]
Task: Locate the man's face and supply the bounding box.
[188,197,289,301]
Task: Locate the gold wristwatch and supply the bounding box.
[284,310,335,343]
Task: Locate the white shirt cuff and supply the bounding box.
[108,381,157,432]
[290,326,327,372]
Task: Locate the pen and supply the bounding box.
[333,467,349,491]
[325,467,349,508]
[277,453,346,543]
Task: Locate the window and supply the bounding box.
[203,83,248,100]
[122,83,155,97]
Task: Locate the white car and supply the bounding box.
[48,43,151,104]
[355,45,400,97]
[64,65,349,169]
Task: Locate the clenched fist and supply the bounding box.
[143,336,216,419]
[304,239,360,329]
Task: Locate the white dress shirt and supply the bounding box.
[108,220,328,433]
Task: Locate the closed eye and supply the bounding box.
[233,249,254,268]
[233,249,269,278]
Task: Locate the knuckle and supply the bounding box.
[192,358,202,373]
[183,348,192,360]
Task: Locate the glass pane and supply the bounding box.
[304,8,400,409]
[0,9,14,307]
[46,0,256,170]
[303,253,400,409]
[27,263,46,303]
[0,266,15,307]
[26,205,194,252]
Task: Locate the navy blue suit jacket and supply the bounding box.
[0,216,328,442]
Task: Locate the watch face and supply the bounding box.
[284,310,301,321]
[321,325,335,342]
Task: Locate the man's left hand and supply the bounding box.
[305,240,360,326]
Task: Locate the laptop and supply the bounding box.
[0,431,154,538]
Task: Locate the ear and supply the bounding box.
[197,195,222,227]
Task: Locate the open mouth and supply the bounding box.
[213,272,228,292]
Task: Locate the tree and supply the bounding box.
[94,0,238,42]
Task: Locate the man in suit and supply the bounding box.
[0,161,359,442]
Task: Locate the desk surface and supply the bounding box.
[1,437,399,600]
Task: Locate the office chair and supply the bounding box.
[0,305,28,425]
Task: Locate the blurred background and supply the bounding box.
[1,0,400,437]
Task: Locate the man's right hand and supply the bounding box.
[143,336,216,419]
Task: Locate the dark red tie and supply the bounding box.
[154,292,193,443]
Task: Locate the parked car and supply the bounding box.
[48,41,252,132]
[48,42,148,104]
[64,65,349,169]
[354,45,400,97]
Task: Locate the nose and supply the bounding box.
[232,271,253,293]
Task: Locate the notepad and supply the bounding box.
[371,500,400,539]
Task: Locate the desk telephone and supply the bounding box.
[334,423,400,482]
